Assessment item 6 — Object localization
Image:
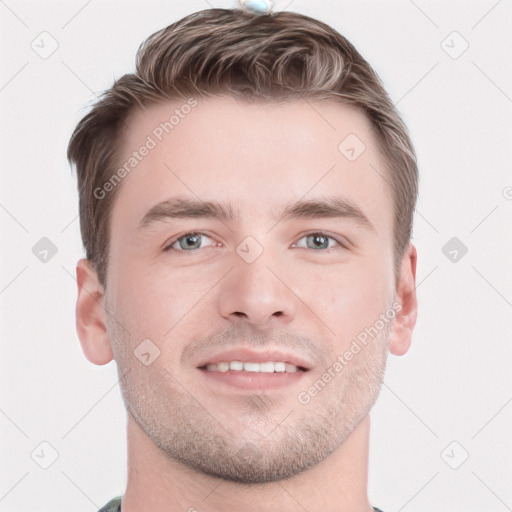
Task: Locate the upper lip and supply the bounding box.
[196,347,312,371]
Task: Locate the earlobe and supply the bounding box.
[75,258,114,365]
[389,242,418,356]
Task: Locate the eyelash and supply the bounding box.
[163,231,348,253]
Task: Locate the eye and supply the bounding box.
[164,232,219,252]
[291,232,346,251]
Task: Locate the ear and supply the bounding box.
[75,258,114,365]
[389,242,418,356]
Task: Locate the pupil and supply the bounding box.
[311,235,327,249]
[184,234,200,249]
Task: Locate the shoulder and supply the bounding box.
[97,496,122,512]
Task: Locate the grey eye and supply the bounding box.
[177,233,203,250]
[166,232,215,252]
[306,234,330,250]
[292,233,339,251]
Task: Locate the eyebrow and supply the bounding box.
[138,196,375,231]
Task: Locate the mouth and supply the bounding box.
[196,348,310,390]
[199,360,309,372]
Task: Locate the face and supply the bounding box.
[104,96,398,483]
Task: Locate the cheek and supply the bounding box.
[111,255,223,340]
[312,259,392,342]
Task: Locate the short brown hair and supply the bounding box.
[68,8,418,289]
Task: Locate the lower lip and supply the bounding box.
[198,368,306,390]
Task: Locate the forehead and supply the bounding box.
[111,96,393,235]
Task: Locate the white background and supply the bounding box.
[1,1,511,511]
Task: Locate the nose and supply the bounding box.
[217,249,299,327]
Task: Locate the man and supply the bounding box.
[68,6,418,512]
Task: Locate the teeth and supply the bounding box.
[204,361,301,373]
[217,361,230,372]
[258,362,275,373]
[244,362,260,372]
[274,362,286,372]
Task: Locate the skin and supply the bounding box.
[75,96,417,512]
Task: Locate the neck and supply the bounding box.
[121,413,374,512]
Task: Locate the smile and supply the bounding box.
[200,361,306,373]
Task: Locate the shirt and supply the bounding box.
[98,496,385,511]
